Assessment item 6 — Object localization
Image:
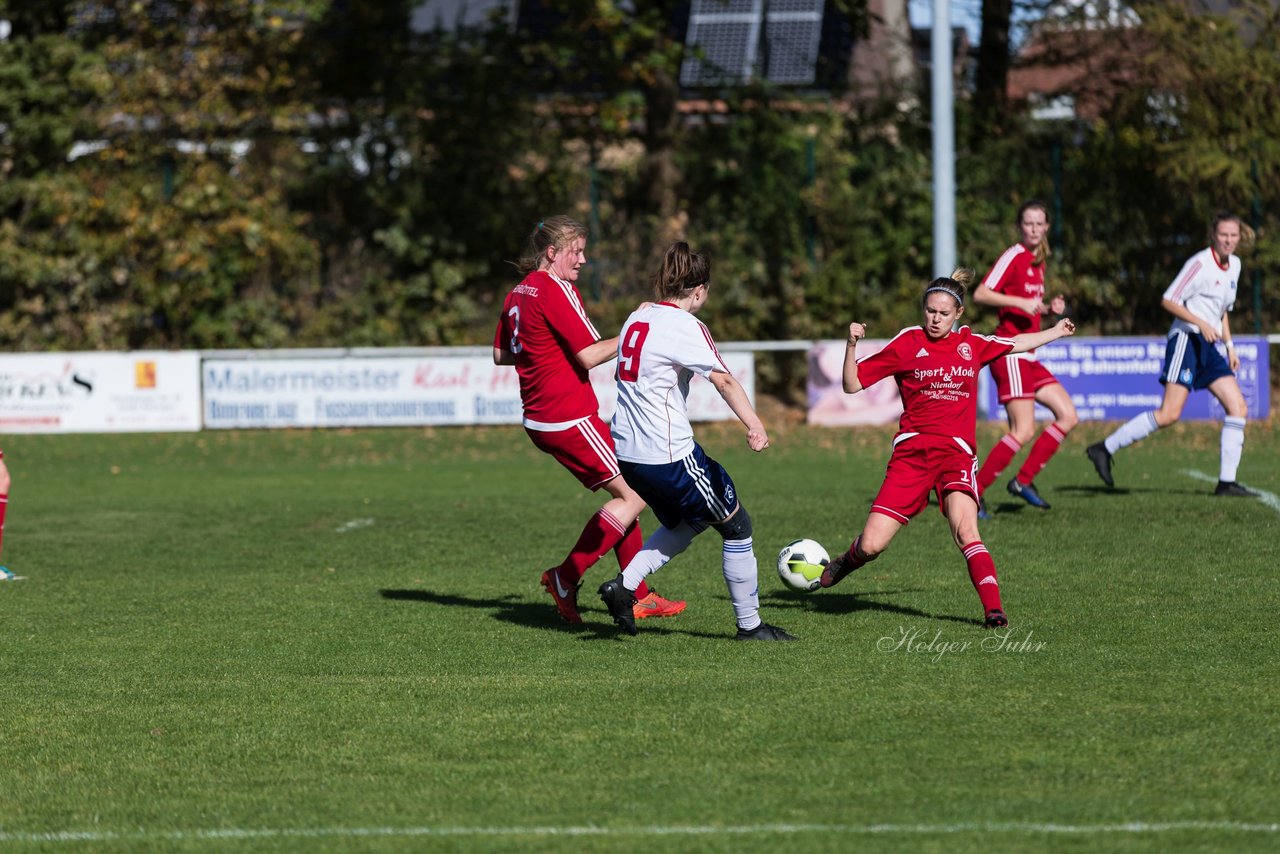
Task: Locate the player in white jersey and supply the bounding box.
[1087,213,1256,496]
[598,242,795,641]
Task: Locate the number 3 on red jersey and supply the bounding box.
[618,322,650,382]
[507,306,522,353]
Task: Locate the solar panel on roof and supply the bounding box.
[681,0,824,87]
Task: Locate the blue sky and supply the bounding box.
[909,0,985,43]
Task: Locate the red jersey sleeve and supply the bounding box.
[855,333,907,389]
[542,277,601,357]
[974,332,1015,366]
[982,244,1023,293]
[494,293,515,352]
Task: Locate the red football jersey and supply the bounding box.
[856,326,1014,451]
[982,243,1045,339]
[493,270,602,424]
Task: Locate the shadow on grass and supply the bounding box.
[763,588,981,627]
[1054,485,1135,495]
[378,588,729,640]
[1058,484,1217,498]
[983,501,1028,517]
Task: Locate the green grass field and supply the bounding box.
[1,418,1278,852]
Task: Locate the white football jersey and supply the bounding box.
[1162,246,1239,337]
[611,302,730,464]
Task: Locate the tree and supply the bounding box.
[1121,0,1279,330]
[0,0,327,349]
[974,0,1013,126]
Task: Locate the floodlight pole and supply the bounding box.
[931,0,956,278]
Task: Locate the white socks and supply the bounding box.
[620,524,761,631]
[1105,411,1159,454]
[621,522,697,592]
[1220,416,1246,482]
[722,538,761,631]
[1103,411,1247,484]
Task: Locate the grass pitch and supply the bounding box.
[1,419,1277,852]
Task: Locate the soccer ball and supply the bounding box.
[776,539,830,592]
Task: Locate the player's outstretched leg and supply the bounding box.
[820,535,876,588]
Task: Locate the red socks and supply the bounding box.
[613,521,650,598]
[977,435,1021,494]
[558,509,649,596]
[1015,423,1066,486]
[981,424,1069,491]
[962,541,1003,613]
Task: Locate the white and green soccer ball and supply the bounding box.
[776,539,829,593]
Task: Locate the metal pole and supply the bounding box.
[932,0,956,278]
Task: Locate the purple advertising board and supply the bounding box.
[978,335,1270,422]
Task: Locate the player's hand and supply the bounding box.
[847,322,866,344]
[1198,321,1219,343]
[1049,295,1067,315]
[746,428,770,452]
[1056,317,1076,336]
[1228,349,1241,372]
[1024,297,1045,315]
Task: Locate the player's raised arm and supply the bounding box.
[1009,317,1075,354]
[842,322,867,394]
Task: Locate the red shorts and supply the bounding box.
[870,435,978,524]
[989,355,1059,403]
[526,414,620,490]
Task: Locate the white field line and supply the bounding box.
[1181,470,1280,515]
[334,517,375,533]
[1,821,1277,843]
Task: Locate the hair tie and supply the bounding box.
[536,221,544,230]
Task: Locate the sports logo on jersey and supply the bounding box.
[957,343,973,361]
[915,347,930,358]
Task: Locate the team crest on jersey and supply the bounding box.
[957,343,973,360]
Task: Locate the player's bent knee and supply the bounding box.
[856,536,887,559]
[712,506,752,541]
[1010,426,1036,445]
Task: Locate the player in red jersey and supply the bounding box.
[0,450,17,582]
[972,201,1079,515]
[819,270,1076,627]
[493,215,685,624]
